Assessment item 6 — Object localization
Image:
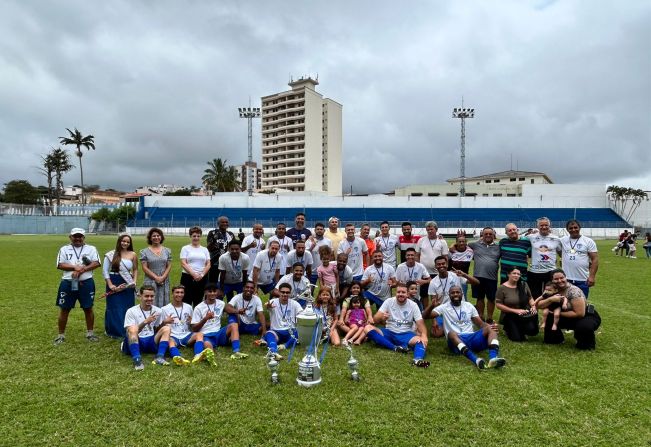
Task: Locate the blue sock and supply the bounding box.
[129,343,141,360]
[285,336,297,351]
[169,346,181,357]
[489,342,499,359]
[264,332,278,352]
[413,342,426,360]
[366,330,396,351]
[463,349,478,364]
[157,341,169,358]
[194,340,204,355]
[232,339,240,353]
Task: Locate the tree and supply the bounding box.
[50,147,74,206]
[3,180,40,204]
[202,158,240,193]
[59,128,95,205]
[607,185,649,222]
[38,154,55,207]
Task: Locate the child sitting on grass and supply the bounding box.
[342,296,370,345]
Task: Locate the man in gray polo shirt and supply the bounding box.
[467,227,500,323]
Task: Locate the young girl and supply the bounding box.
[317,245,339,298]
[534,283,567,331]
[343,296,370,345]
[338,281,374,342]
[314,288,341,346]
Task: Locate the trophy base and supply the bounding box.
[296,377,322,387]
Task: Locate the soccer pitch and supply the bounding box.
[0,235,649,447]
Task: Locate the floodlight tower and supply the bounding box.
[238,105,261,196]
[452,103,475,197]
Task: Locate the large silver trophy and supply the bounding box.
[295,286,326,387]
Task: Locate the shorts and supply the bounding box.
[268,328,297,345]
[472,277,497,302]
[122,335,157,354]
[239,322,262,335]
[204,327,230,347]
[363,291,384,307]
[380,328,416,347]
[352,275,363,282]
[258,282,276,295]
[309,273,318,285]
[222,282,243,297]
[171,333,193,347]
[56,278,96,310]
[448,329,488,353]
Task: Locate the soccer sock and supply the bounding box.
[129,343,141,360]
[232,339,241,353]
[489,340,499,359]
[413,342,426,360]
[169,346,181,357]
[157,341,169,358]
[366,330,396,351]
[194,341,204,355]
[457,342,478,364]
[264,332,278,352]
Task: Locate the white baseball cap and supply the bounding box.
[70,228,86,236]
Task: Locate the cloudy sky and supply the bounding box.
[1,0,649,194]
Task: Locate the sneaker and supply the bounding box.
[412,359,430,368]
[86,334,100,342]
[488,357,506,369]
[133,358,145,371]
[53,335,65,346]
[173,355,190,366]
[230,352,249,360]
[152,356,170,366]
[204,348,217,366]
[254,339,267,347]
[277,344,287,351]
[271,352,284,361]
[394,345,409,354]
[192,349,208,365]
[476,358,487,370]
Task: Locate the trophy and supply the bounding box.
[344,342,360,381]
[265,349,280,385]
[294,286,326,387]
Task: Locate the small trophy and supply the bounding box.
[266,349,280,385]
[344,342,360,381]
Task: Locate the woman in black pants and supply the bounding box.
[495,267,539,341]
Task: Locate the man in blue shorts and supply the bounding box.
[191,284,248,363]
[429,285,506,370]
[54,227,101,345]
[225,280,267,337]
[364,285,430,367]
[262,283,303,360]
[160,285,206,366]
[122,285,172,370]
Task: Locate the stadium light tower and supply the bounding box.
[238,104,261,196]
[452,103,475,197]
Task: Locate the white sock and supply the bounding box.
[457,342,466,351]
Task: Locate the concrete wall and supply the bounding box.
[0,216,90,234]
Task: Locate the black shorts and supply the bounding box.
[472,277,497,302]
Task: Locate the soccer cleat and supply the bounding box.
[412,359,430,368]
[53,335,65,346]
[173,355,190,366]
[133,358,145,371]
[253,339,267,347]
[192,349,208,365]
[277,344,287,351]
[271,352,284,361]
[152,356,170,366]
[476,358,487,370]
[230,352,249,360]
[488,357,506,369]
[394,345,409,354]
[86,334,100,342]
[204,348,217,366]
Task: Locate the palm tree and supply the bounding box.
[202,158,241,193]
[38,154,56,208]
[50,147,74,206]
[59,128,95,205]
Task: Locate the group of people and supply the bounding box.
[53,213,603,372]
[611,230,647,259]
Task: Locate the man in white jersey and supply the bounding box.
[337,223,369,281]
[160,285,206,366]
[241,223,266,265]
[122,286,171,370]
[559,219,599,298]
[54,228,101,345]
[285,239,313,277]
[217,240,250,300]
[191,284,248,363]
[363,285,430,367]
[361,251,397,308]
[395,248,431,288]
[225,280,266,337]
[261,283,303,360]
[267,222,293,273]
[334,253,354,301]
[526,217,562,298]
[306,222,332,284]
[429,286,506,370]
[274,263,313,307]
[251,240,282,295]
[374,221,399,268]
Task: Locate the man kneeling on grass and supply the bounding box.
[363,285,430,368]
[122,285,171,371]
[426,285,506,370]
[261,283,303,361]
[160,285,206,366]
[191,284,248,365]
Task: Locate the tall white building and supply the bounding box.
[260,77,342,195]
[233,161,261,191]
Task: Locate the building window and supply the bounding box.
[519,177,525,181]
[510,178,516,182]
[446,193,458,197]
[531,179,535,184]
[410,193,423,197]
[428,193,440,197]
[493,193,502,197]
[485,180,491,183]
[482,193,489,197]
[507,193,516,197]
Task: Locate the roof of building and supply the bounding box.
[447,170,553,183]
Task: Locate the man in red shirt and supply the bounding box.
[399,221,421,263]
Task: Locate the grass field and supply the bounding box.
[0,234,649,447]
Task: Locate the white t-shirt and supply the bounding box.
[57,244,100,281]
[241,234,265,265]
[560,235,598,281]
[124,304,162,338]
[337,237,369,276]
[427,272,467,304]
[180,245,210,274]
[305,237,332,271]
[416,237,450,274]
[161,302,193,340]
[285,249,314,274]
[217,252,250,284]
[251,249,282,284]
[275,273,312,301]
[268,298,303,331]
[228,293,263,325]
[374,234,399,267]
[433,301,478,336]
[378,297,422,334]
[450,248,474,263]
[267,235,293,271]
[332,261,354,286]
[191,300,225,334]
[361,263,396,300]
[395,261,430,284]
[528,233,561,273]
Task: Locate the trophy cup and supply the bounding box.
[295,287,326,387]
[344,342,360,381]
[266,349,280,385]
